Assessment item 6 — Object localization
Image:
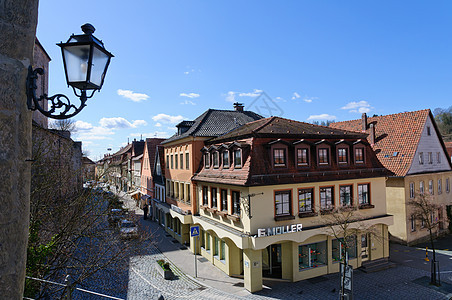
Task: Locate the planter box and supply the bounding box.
[154,261,173,279]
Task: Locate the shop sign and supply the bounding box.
[171,204,187,215]
[257,224,302,237]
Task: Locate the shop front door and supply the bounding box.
[262,244,282,278]
[361,234,369,262]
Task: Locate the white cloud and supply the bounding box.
[274,96,286,103]
[184,71,190,75]
[155,123,162,127]
[341,101,372,113]
[180,92,200,98]
[75,126,115,141]
[152,113,184,124]
[238,89,263,97]
[303,96,318,103]
[75,120,93,130]
[180,100,196,105]
[291,92,301,100]
[117,89,149,102]
[99,117,147,129]
[225,91,236,103]
[307,114,337,121]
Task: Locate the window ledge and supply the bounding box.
[200,205,209,210]
[206,207,218,213]
[359,204,375,209]
[274,215,295,221]
[227,214,240,222]
[298,211,316,218]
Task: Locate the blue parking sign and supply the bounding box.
[190,226,200,237]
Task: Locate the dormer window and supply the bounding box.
[222,151,229,168]
[213,152,219,168]
[204,153,211,168]
[318,148,329,165]
[338,148,348,164]
[273,148,286,167]
[297,148,309,166]
[355,148,364,163]
[234,149,242,168]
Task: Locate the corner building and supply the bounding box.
[191,117,393,292]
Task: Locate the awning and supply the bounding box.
[141,194,151,201]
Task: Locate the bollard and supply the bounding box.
[424,247,429,262]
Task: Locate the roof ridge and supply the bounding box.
[251,116,276,133]
[334,109,431,124]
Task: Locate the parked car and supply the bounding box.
[108,208,125,225]
[118,219,138,238]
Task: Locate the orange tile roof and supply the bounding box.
[331,110,430,176]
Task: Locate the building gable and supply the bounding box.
[407,114,452,175]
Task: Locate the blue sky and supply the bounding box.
[36,1,452,160]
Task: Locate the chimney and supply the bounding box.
[233,102,244,112]
[370,123,375,145]
[362,113,367,132]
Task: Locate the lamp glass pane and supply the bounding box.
[90,46,110,87]
[62,45,91,83]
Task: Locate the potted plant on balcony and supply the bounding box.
[155,259,173,279]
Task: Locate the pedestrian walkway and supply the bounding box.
[114,188,452,299]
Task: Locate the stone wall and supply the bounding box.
[0,0,39,298]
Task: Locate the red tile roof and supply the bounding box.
[330,110,430,176]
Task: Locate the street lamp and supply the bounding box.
[27,23,114,119]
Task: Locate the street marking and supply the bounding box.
[403,260,413,262]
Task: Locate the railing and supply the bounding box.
[24,276,124,300]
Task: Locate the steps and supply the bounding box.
[359,257,396,273]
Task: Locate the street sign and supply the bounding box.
[190,225,200,237]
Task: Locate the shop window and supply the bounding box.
[275,190,291,216]
[222,151,229,168]
[409,182,415,199]
[200,229,205,249]
[202,186,208,206]
[438,179,442,195]
[232,191,241,216]
[338,148,348,164]
[298,188,313,213]
[298,241,327,270]
[221,189,228,212]
[180,153,184,169]
[419,152,424,165]
[320,187,334,210]
[358,184,370,205]
[318,148,329,165]
[234,149,242,168]
[204,153,210,168]
[273,148,286,167]
[297,148,309,166]
[185,152,190,170]
[429,180,434,195]
[214,236,219,257]
[340,185,352,206]
[175,154,178,169]
[206,233,211,251]
[332,236,357,262]
[213,152,219,168]
[355,148,364,163]
[211,187,218,208]
[220,240,226,261]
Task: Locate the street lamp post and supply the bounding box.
[26,23,113,119]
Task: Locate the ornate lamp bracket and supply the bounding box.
[26,66,96,120]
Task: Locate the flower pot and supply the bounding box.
[155,261,172,279]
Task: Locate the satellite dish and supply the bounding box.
[107,148,112,151]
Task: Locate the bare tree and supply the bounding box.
[49,119,77,133]
[409,192,442,286]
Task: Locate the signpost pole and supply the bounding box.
[194,236,197,278]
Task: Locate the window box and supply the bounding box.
[227,214,240,222]
[359,204,375,209]
[274,215,295,221]
[217,210,228,217]
[155,260,173,280]
[298,211,317,218]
